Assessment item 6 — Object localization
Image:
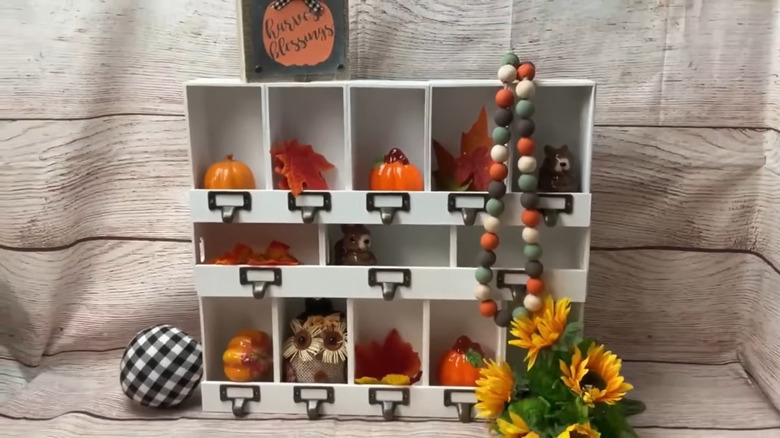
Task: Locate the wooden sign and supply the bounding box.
[238,0,349,81]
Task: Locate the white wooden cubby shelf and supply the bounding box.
[185,78,595,421]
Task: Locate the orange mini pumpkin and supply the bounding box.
[222,329,273,382]
[369,148,423,191]
[437,335,485,386]
[203,154,256,190]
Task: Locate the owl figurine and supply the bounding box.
[283,312,348,384]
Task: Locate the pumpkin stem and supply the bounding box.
[226,154,234,161]
[385,148,410,165]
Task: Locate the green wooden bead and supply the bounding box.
[502,53,520,67]
[475,267,493,284]
[518,174,538,192]
[515,100,535,119]
[492,126,511,145]
[512,306,530,319]
[485,198,505,216]
[524,244,543,260]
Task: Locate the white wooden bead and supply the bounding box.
[475,284,492,300]
[517,156,537,173]
[490,145,509,162]
[516,79,535,99]
[522,227,540,244]
[498,65,517,83]
[484,216,501,233]
[524,294,543,312]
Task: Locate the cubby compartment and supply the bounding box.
[350,299,425,385]
[430,84,502,192]
[511,84,593,194]
[277,298,349,384]
[429,300,500,386]
[201,297,274,382]
[267,84,348,191]
[349,84,428,191]
[456,226,588,270]
[326,224,450,267]
[193,223,319,266]
[186,84,265,190]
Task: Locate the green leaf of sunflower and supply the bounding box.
[553,321,584,352]
[619,398,647,417]
[592,402,636,437]
[509,397,551,432]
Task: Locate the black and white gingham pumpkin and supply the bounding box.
[119,324,203,408]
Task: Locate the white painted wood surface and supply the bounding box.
[2,0,780,434]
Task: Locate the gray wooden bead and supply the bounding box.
[494,308,514,327]
[494,108,513,126]
[525,261,544,278]
[486,198,505,216]
[478,250,496,268]
[488,180,507,199]
[475,267,493,284]
[517,119,535,137]
[520,192,539,208]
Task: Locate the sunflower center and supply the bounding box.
[580,371,607,391]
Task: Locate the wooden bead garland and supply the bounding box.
[475,53,545,328]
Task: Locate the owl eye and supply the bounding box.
[283,319,323,362]
[320,322,348,364]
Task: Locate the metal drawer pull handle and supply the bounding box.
[447,193,488,226]
[220,384,260,417]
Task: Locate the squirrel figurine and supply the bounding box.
[539,144,579,192]
[333,224,377,266]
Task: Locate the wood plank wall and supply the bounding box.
[1,0,779,417]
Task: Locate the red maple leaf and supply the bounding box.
[355,329,422,383]
[271,139,335,196]
[459,106,492,156]
[432,107,493,191]
[455,146,493,191]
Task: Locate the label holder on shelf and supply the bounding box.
[239,267,282,299]
[208,191,252,223]
[293,385,335,420]
[288,191,332,224]
[537,193,574,227]
[443,388,477,423]
[366,192,411,224]
[367,268,411,301]
[447,193,489,226]
[368,387,409,421]
[496,269,529,301]
[220,384,261,417]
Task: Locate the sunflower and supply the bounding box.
[475,359,515,420]
[509,295,571,369]
[496,412,540,438]
[559,343,633,406]
[558,422,599,438]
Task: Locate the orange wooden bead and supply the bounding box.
[479,299,498,317]
[521,209,542,227]
[517,137,536,156]
[517,62,536,80]
[481,232,499,251]
[489,163,508,181]
[495,89,514,108]
[526,278,545,295]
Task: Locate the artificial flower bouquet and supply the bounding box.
[475,296,645,437]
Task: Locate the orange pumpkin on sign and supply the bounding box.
[262,0,336,67]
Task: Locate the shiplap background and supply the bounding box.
[1,0,780,436]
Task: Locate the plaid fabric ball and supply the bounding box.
[119,325,203,408]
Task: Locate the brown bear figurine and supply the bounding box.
[539,144,579,192]
[333,224,377,265]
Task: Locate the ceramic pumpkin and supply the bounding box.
[203,154,256,190]
[437,335,485,386]
[262,0,336,67]
[222,329,272,382]
[369,148,424,191]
